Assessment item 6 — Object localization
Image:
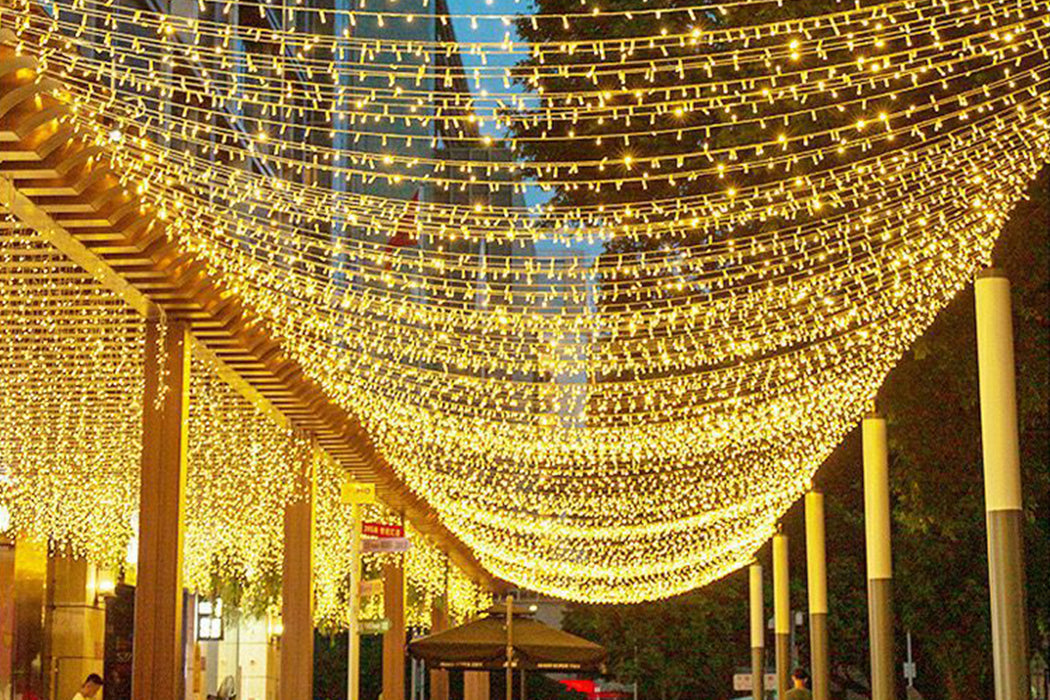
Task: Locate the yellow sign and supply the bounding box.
[340,481,376,505]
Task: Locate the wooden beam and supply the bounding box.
[0,174,156,319]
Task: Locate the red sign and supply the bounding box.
[362,522,405,538]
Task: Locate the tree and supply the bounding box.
[564,585,748,700]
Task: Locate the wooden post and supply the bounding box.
[383,562,406,700]
[280,444,316,700]
[132,318,190,700]
[464,671,490,700]
[429,605,450,700]
[0,539,15,700]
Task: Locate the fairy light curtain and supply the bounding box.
[0,218,488,624]
[4,0,1048,601]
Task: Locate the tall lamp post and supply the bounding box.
[749,561,765,700]
[863,414,896,700]
[506,594,514,700]
[975,269,1030,700]
[806,491,830,700]
[773,531,791,700]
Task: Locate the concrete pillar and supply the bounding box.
[806,491,830,700]
[464,671,490,700]
[280,445,316,700]
[975,270,1030,700]
[383,562,406,700]
[863,415,895,700]
[46,554,105,700]
[748,562,764,700]
[132,318,191,700]
[773,532,790,700]
[429,606,450,700]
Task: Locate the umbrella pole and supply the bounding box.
[520,667,526,700]
[506,594,513,700]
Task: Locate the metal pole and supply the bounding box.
[806,491,830,700]
[863,415,896,700]
[749,562,765,700]
[773,532,790,700]
[975,270,1031,700]
[348,502,362,700]
[506,594,513,700]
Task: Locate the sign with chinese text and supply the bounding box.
[362,521,404,538]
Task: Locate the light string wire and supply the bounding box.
[4,0,1049,601]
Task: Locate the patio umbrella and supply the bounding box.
[408,598,606,700]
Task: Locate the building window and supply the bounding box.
[197,598,224,641]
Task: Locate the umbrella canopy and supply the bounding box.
[408,611,606,672]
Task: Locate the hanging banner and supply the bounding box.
[361,537,412,554]
[340,481,376,505]
[362,521,404,538]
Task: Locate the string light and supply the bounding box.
[2,0,1048,601]
[0,220,490,623]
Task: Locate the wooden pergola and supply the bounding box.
[0,36,490,585]
[0,33,497,700]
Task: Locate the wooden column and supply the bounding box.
[280,445,316,700]
[464,671,490,700]
[383,562,406,700]
[429,605,450,700]
[0,539,14,700]
[132,319,190,700]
